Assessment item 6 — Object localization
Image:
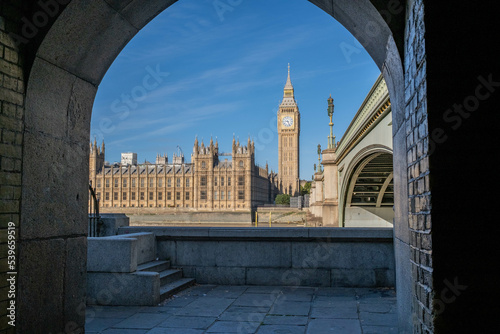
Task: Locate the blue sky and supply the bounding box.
[90,0,380,180]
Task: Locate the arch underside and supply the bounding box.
[347,153,394,208]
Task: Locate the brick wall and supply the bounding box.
[404,0,433,332]
[0,1,24,333]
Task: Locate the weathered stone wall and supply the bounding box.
[0,2,23,333]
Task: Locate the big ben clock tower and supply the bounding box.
[278,64,300,195]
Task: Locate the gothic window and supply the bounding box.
[214,177,218,186]
[167,178,171,187]
[123,179,127,187]
[185,192,190,200]
[176,178,181,187]
[228,191,232,200]
[113,192,118,200]
[239,161,244,168]
[176,192,180,200]
[158,178,163,187]
[122,192,127,200]
[186,178,190,187]
[131,192,136,200]
[167,192,171,200]
[149,192,154,200]
[214,191,218,200]
[140,178,145,188]
[149,178,154,187]
[158,192,162,200]
[114,179,119,187]
[238,190,245,200]
[131,178,136,187]
[238,176,244,186]
[221,177,224,186]
[105,192,109,200]
[97,179,101,188]
[201,176,207,186]
[200,190,207,200]
[221,191,225,200]
[140,192,145,200]
[228,177,231,186]
[201,161,206,168]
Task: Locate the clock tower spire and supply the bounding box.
[277,64,300,196]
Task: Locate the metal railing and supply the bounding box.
[88,183,101,237]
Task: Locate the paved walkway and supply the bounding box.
[85,284,398,334]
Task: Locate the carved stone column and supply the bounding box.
[313,172,323,218]
[321,148,339,226]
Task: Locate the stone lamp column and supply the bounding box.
[322,95,339,226]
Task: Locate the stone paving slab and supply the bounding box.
[205,320,261,333]
[217,311,266,322]
[269,300,311,316]
[102,330,147,334]
[263,315,308,325]
[157,315,217,329]
[310,305,359,319]
[112,313,167,329]
[146,329,204,334]
[307,319,362,334]
[257,324,306,334]
[85,284,397,333]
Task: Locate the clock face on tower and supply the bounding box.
[282,116,293,128]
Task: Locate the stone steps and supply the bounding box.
[159,269,183,285]
[136,259,194,302]
[87,232,195,306]
[137,260,171,272]
[160,278,196,299]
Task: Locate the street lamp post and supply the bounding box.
[327,95,335,149]
[317,144,322,172]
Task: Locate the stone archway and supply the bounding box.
[13,0,408,332]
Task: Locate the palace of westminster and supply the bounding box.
[89,66,301,211]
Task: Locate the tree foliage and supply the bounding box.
[300,182,311,195]
[275,194,290,205]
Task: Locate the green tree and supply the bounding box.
[300,182,311,195]
[275,194,290,205]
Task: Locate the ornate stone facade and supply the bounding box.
[89,137,278,211]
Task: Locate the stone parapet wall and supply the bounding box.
[120,227,395,288]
